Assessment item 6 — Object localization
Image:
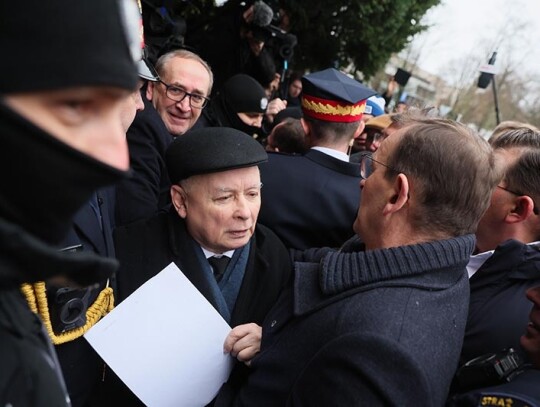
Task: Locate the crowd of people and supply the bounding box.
[2,0,540,406]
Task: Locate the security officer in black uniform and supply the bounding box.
[0,1,141,405]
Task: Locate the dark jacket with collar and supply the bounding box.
[115,95,173,227]
[114,209,292,327]
[0,101,120,407]
[105,210,292,406]
[52,187,116,407]
[258,149,361,250]
[232,235,474,407]
[461,239,540,365]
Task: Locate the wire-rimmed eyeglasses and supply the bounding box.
[359,154,400,180]
[496,185,540,215]
[159,80,210,109]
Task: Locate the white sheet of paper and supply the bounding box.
[84,262,234,407]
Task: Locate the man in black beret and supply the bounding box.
[0,0,140,405]
[112,127,292,404]
[258,68,377,250]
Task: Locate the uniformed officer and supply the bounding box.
[258,68,377,249]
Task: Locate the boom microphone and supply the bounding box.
[251,1,273,27]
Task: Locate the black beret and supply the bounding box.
[166,127,268,183]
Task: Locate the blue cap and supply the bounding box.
[365,95,386,116]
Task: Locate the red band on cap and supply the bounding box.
[301,94,366,123]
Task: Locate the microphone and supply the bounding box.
[477,52,497,89]
[251,1,273,27]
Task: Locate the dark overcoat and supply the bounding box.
[231,235,474,406]
[115,96,173,227]
[114,209,292,327]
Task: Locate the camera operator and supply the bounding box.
[189,1,278,95]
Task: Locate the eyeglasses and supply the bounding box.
[159,80,210,109]
[359,154,400,180]
[496,185,539,215]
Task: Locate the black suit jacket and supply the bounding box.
[114,209,292,327]
[258,149,362,250]
[115,96,173,227]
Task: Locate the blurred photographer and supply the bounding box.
[190,1,278,94]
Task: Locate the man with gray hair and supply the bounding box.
[229,118,501,406]
[116,49,214,226]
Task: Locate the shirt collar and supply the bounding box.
[311,146,350,162]
[201,247,235,259]
[467,240,540,278]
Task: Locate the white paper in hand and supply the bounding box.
[84,262,234,407]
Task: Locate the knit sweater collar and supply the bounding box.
[320,234,476,295]
[293,234,475,316]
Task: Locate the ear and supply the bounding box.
[352,120,366,139]
[146,81,155,102]
[505,196,535,223]
[170,184,188,218]
[300,118,313,146]
[300,118,310,136]
[382,173,409,215]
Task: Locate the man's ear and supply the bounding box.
[505,196,536,223]
[300,118,310,136]
[383,173,409,215]
[300,118,313,146]
[171,184,188,218]
[146,81,155,102]
[352,120,366,139]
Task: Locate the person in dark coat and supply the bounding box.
[227,118,501,406]
[39,61,159,407]
[112,127,291,405]
[0,0,140,405]
[115,49,213,226]
[448,285,540,406]
[258,68,376,250]
[461,128,540,367]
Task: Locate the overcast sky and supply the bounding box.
[409,0,540,83]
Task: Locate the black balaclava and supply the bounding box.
[0,102,126,245]
[213,74,268,136]
[0,0,139,245]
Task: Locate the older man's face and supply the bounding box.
[147,56,210,136]
[521,285,540,368]
[354,133,401,249]
[174,166,262,253]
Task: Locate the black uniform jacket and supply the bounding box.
[461,239,540,365]
[258,149,361,250]
[54,188,116,407]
